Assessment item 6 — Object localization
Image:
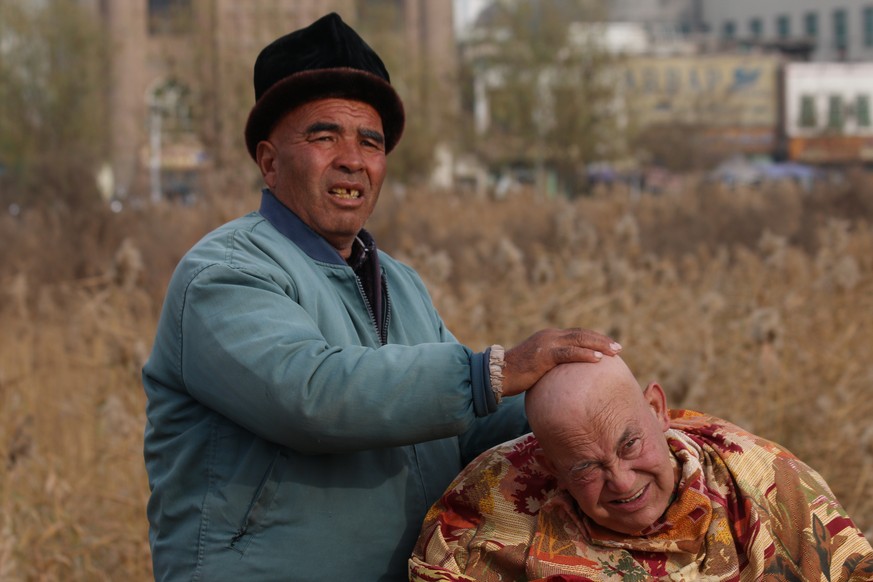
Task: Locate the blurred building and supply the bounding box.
[697,0,873,63]
[621,53,781,156]
[784,62,873,163]
[90,0,456,201]
[607,0,700,39]
[459,0,873,184]
[606,0,873,165]
[601,1,873,63]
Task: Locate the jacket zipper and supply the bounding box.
[355,274,390,346]
[381,274,391,345]
[230,528,246,547]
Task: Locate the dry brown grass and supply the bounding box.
[1,173,871,579]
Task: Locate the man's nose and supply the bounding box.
[605,462,636,494]
[334,139,365,173]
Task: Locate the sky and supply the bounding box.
[453,0,490,34]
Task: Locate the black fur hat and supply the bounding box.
[244,12,405,158]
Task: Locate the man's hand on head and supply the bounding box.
[501,328,622,397]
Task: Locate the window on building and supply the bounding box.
[864,7,873,47]
[857,95,871,126]
[799,95,817,128]
[665,68,680,93]
[833,9,848,50]
[149,79,194,134]
[776,15,790,39]
[723,20,736,39]
[804,12,818,38]
[688,67,702,91]
[749,18,763,39]
[625,69,636,90]
[148,0,192,36]
[706,67,722,90]
[828,95,844,129]
[643,68,659,92]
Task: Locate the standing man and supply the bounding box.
[143,12,620,581]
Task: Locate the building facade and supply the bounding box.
[698,0,873,63]
[784,62,873,163]
[622,53,780,155]
[596,0,873,63]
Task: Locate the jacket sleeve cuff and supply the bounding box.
[471,349,498,417]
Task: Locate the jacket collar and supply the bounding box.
[259,188,375,266]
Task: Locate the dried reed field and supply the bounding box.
[1,174,872,579]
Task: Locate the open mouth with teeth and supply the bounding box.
[611,485,646,505]
[330,187,361,199]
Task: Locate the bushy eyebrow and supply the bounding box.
[305,121,341,135]
[304,122,384,146]
[360,128,385,145]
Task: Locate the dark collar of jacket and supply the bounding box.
[259,188,386,342]
[258,188,377,266]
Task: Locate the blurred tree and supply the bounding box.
[636,121,722,172]
[460,0,624,196]
[0,0,110,210]
[356,1,458,185]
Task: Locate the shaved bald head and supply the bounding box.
[524,357,676,535]
[525,357,643,446]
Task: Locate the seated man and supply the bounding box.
[410,356,873,581]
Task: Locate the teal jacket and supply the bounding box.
[143,190,528,581]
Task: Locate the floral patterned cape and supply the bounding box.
[409,410,873,582]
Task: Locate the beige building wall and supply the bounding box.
[415,0,460,122]
[621,54,781,155]
[622,54,780,128]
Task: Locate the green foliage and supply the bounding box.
[355,3,453,184]
[0,0,110,209]
[461,0,623,195]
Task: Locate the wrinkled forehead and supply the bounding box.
[551,390,642,445]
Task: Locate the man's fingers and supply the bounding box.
[558,328,622,356]
[501,327,623,397]
[552,345,607,364]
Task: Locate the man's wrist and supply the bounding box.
[488,344,504,405]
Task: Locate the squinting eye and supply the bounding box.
[570,464,596,482]
[623,438,642,456]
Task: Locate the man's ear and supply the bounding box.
[643,382,670,431]
[256,140,278,189]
